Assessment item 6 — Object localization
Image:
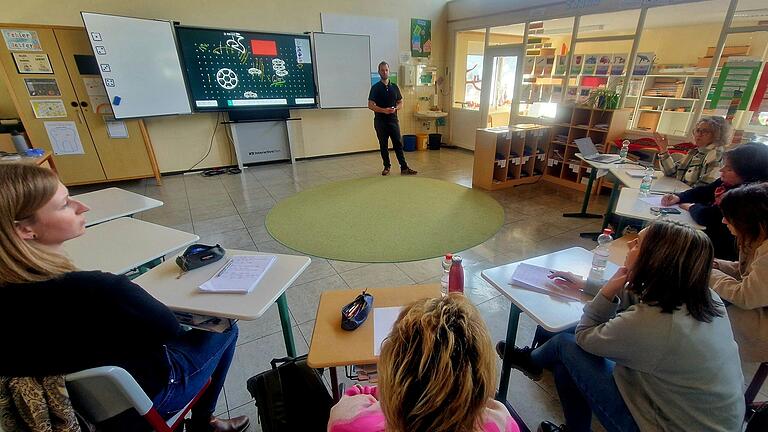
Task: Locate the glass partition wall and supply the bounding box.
[450,0,768,150]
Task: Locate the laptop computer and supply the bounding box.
[574,137,621,163]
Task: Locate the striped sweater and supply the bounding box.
[327,385,520,432]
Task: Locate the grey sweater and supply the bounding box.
[576,291,744,432]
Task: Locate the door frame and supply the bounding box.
[479,44,524,129]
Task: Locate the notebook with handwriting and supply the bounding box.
[199,255,277,294]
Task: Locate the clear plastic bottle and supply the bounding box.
[448,255,464,294]
[639,166,654,197]
[619,140,630,161]
[591,229,613,275]
[440,253,453,295]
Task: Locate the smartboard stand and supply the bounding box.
[226,116,301,169]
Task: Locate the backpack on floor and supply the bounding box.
[246,355,333,432]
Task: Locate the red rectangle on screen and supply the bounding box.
[250,40,277,56]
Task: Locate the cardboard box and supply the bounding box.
[0,133,14,153]
[706,45,750,57]
[636,112,661,131]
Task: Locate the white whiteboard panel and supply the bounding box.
[312,33,371,109]
[81,12,192,119]
[321,13,398,75]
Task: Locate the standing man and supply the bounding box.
[368,61,417,176]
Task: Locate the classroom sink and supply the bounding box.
[415,111,448,119]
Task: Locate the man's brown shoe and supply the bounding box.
[401,168,418,175]
[382,168,390,176]
[186,415,250,432]
[209,415,250,432]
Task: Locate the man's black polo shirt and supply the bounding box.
[368,81,402,121]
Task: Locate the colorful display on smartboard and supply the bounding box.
[176,26,317,111]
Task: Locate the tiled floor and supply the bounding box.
[71,148,765,431]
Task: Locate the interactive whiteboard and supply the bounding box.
[312,33,371,109]
[81,12,192,119]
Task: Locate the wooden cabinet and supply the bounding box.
[473,124,550,190]
[543,106,630,192]
[0,24,160,185]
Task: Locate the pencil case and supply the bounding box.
[341,291,374,331]
[176,243,226,272]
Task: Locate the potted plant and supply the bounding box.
[584,81,621,109]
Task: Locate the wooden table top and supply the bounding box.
[307,284,441,368]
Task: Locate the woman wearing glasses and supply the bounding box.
[654,116,733,187]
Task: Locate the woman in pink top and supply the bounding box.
[328,294,519,432]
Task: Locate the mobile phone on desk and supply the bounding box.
[650,207,681,215]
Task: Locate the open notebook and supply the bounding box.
[199,255,277,294]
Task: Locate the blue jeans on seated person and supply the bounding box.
[531,332,639,432]
[152,324,239,419]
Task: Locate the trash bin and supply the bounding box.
[428,133,442,150]
[416,133,428,150]
[403,134,417,152]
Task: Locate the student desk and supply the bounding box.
[562,154,635,220]
[307,284,441,401]
[594,167,691,237]
[63,217,198,275]
[136,250,310,358]
[481,247,620,406]
[74,187,163,226]
[614,188,705,230]
[0,150,57,173]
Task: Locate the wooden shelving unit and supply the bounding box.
[626,75,708,136]
[473,124,551,190]
[542,106,630,192]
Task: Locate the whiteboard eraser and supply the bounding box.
[113,96,121,106]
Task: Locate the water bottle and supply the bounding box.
[448,255,464,294]
[440,253,453,295]
[619,140,630,161]
[591,229,613,274]
[11,131,30,155]
[639,166,654,197]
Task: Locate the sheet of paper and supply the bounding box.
[90,95,112,114]
[511,263,583,302]
[638,195,679,207]
[82,77,107,96]
[30,99,66,118]
[625,170,658,178]
[24,78,60,96]
[12,52,52,73]
[374,306,402,356]
[44,121,84,155]
[199,255,276,294]
[103,115,128,138]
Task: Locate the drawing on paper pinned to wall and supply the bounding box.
[216,68,239,89]
[30,99,67,119]
[44,121,84,155]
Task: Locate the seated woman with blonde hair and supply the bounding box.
[327,294,519,432]
[655,115,733,187]
[711,182,768,363]
[0,165,248,432]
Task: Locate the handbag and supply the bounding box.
[246,355,333,432]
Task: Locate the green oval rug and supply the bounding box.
[265,176,504,263]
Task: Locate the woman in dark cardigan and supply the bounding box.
[662,142,768,260]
